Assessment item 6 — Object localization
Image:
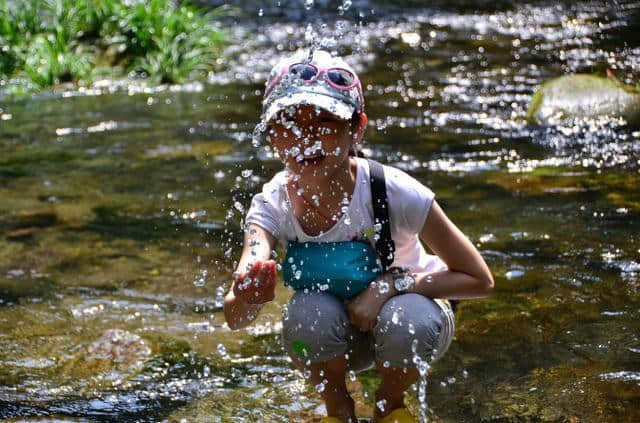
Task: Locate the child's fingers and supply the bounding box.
[232,271,245,284]
[246,260,262,282]
[255,261,269,285]
[265,261,277,285]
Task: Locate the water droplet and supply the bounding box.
[217,344,227,356]
[376,399,387,412]
[315,381,325,393]
[305,23,315,44]
[408,323,415,334]
[348,370,356,381]
[258,8,264,16]
[234,201,245,213]
[395,275,414,291]
[418,360,429,376]
[241,169,253,178]
[304,0,314,10]
[378,281,389,294]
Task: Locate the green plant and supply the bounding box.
[1,0,231,91]
[23,32,92,87]
[0,0,43,78]
[1,0,43,43]
[107,0,227,83]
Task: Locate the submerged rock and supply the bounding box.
[527,74,640,125]
[87,329,152,366]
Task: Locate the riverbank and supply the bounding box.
[0,0,232,96]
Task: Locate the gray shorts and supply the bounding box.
[282,291,455,370]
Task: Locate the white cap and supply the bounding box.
[262,49,363,123]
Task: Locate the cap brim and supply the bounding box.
[263,91,354,124]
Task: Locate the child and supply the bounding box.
[224,49,494,423]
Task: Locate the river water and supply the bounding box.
[1,0,639,421]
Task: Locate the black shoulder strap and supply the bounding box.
[367,159,459,312]
[367,159,395,272]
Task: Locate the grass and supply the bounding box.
[0,0,231,93]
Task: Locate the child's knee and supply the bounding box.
[282,291,350,364]
[374,294,445,367]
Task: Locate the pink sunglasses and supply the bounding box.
[265,63,363,105]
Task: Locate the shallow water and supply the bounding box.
[1,0,639,421]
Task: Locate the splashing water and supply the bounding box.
[217,343,228,357]
[304,0,314,11]
[193,269,207,287]
[338,0,352,16]
[410,338,431,422]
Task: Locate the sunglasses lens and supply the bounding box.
[290,64,317,81]
[327,69,355,87]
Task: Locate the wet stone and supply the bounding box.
[3,210,58,231]
[87,329,152,364]
[527,74,640,125]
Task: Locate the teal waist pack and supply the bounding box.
[282,240,382,300]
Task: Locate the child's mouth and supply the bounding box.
[301,155,325,167]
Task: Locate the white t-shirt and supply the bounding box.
[245,157,447,274]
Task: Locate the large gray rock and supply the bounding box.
[527,74,640,125]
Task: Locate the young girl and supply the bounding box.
[224,49,494,423]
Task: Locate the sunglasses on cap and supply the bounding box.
[265,62,362,103]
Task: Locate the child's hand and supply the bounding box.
[232,260,277,305]
[347,274,394,332]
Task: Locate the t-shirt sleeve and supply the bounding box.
[244,174,286,240]
[384,165,435,235]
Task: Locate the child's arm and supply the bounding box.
[413,200,494,299]
[224,223,278,330]
[348,200,493,332]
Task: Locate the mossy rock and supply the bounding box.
[527,74,640,125]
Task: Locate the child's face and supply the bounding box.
[267,104,355,179]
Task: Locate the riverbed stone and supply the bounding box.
[527,74,640,125]
[87,328,152,364]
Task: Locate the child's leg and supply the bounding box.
[309,355,355,422]
[282,291,374,422]
[373,293,455,418]
[374,360,418,415]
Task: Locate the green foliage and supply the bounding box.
[23,33,93,87]
[0,0,229,90]
[106,0,227,83]
[0,0,43,44]
[0,0,43,77]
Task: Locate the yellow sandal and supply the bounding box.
[376,408,416,423]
